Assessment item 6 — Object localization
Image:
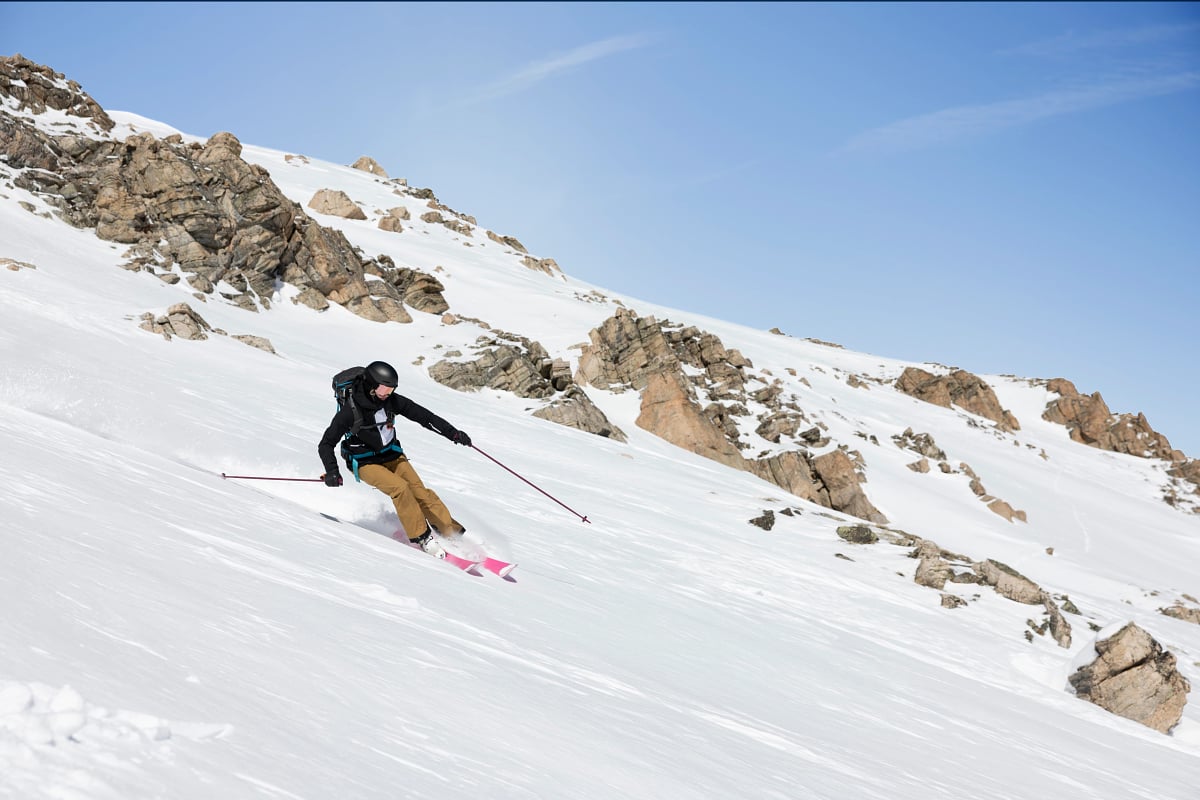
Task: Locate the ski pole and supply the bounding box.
[220,473,325,483]
[470,445,591,524]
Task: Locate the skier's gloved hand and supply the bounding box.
[449,429,472,447]
[323,471,343,487]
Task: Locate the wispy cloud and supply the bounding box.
[838,71,1200,156]
[457,33,655,107]
[999,22,1200,58]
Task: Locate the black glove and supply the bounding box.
[449,430,472,447]
[323,471,343,487]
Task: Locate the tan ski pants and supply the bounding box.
[357,456,462,541]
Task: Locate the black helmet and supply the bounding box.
[363,360,398,390]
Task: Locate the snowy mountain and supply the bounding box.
[2,57,1199,799]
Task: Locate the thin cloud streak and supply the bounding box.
[999,23,1200,57]
[459,33,654,107]
[838,71,1200,156]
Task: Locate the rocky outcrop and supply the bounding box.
[0,54,113,132]
[1042,378,1183,462]
[350,156,387,177]
[576,309,886,521]
[429,330,624,441]
[521,256,562,276]
[637,372,747,470]
[974,560,1043,604]
[138,303,213,341]
[901,539,1071,645]
[487,230,528,253]
[1160,605,1200,625]
[0,57,440,326]
[811,450,887,524]
[895,367,1020,431]
[892,428,946,460]
[1068,623,1190,734]
[532,386,627,442]
[308,188,366,220]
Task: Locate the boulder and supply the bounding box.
[308,188,367,220]
[973,559,1043,604]
[350,156,387,177]
[1068,623,1190,734]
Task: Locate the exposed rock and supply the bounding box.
[486,230,528,253]
[138,303,212,341]
[941,594,967,609]
[2,257,37,271]
[350,156,387,177]
[378,210,405,233]
[521,255,562,276]
[895,367,1020,431]
[892,428,947,460]
[0,54,114,131]
[578,308,885,521]
[637,371,747,470]
[749,451,825,506]
[532,386,628,442]
[1160,605,1200,625]
[973,559,1043,604]
[420,210,444,224]
[987,497,1027,523]
[429,342,554,399]
[429,331,624,442]
[907,458,931,473]
[1042,378,1182,462]
[749,510,776,531]
[1040,592,1072,648]
[912,540,954,590]
[232,334,276,354]
[1068,623,1190,734]
[836,525,878,544]
[308,188,367,220]
[389,268,448,314]
[812,450,887,524]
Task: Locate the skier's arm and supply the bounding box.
[317,406,354,475]
[390,395,466,442]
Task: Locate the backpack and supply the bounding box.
[332,366,400,480]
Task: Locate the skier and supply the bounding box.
[318,360,472,557]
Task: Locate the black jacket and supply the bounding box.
[318,381,460,475]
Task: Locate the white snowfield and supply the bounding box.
[0,111,1197,799]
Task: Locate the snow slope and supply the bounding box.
[1,110,1198,799]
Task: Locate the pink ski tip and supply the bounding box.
[483,557,517,578]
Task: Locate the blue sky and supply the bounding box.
[4,2,1199,455]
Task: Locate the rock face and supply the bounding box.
[1042,378,1182,462]
[0,56,437,326]
[895,368,1020,431]
[1068,623,1190,734]
[0,54,113,132]
[576,309,886,522]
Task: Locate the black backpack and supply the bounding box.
[332,366,399,478]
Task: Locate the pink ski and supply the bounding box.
[443,551,484,574]
[482,557,517,578]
